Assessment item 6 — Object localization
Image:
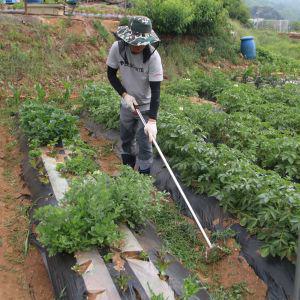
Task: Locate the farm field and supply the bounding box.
[0,2,300,299]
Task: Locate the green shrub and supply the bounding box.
[223,0,250,25]
[217,84,300,133]
[187,0,228,35]
[196,30,239,63]
[257,47,300,75]
[134,0,194,34]
[20,100,78,146]
[290,21,300,32]
[157,111,300,259]
[183,103,300,180]
[134,0,228,36]
[217,84,263,111]
[82,80,300,259]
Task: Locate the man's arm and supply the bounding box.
[107,66,127,96]
[148,81,161,120]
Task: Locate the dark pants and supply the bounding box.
[120,105,153,171]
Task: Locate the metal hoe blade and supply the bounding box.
[136,108,213,249]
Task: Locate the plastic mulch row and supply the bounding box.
[83,116,295,300]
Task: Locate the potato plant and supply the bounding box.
[81,83,120,129]
[218,84,300,133]
[157,112,300,259]
[80,82,300,259]
[176,101,300,180]
[20,100,78,146]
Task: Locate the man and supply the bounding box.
[106,16,163,175]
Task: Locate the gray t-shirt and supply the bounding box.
[107,41,163,111]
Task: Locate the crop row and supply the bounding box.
[161,94,300,181]
[19,97,225,285]
[19,99,161,256]
[81,83,300,259]
[165,70,300,133]
[218,84,300,133]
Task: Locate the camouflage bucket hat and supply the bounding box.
[116,16,160,46]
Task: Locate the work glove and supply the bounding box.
[144,119,157,143]
[123,93,138,112]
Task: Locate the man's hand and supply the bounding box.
[122,93,138,112]
[144,119,157,143]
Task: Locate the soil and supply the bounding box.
[38,15,97,37]
[206,238,267,299]
[0,125,53,300]
[189,96,221,108]
[81,124,267,299]
[101,19,119,33]
[79,124,121,175]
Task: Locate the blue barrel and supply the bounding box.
[27,0,43,3]
[66,0,77,5]
[241,36,256,60]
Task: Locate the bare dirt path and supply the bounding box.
[0,125,53,300]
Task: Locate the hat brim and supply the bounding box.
[116,26,160,46]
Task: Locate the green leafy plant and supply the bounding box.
[93,20,113,43]
[34,173,122,256]
[187,0,228,36]
[34,168,158,256]
[134,0,194,35]
[117,272,131,292]
[155,250,171,280]
[211,228,236,243]
[112,166,157,229]
[82,81,300,260]
[35,83,46,102]
[19,100,78,146]
[147,282,166,300]
[81,83,120,130]
[164,78,198,97]
[139,250,150,261]
[182,275,201,300]
[191,69,232,100]
[103,252,114,263]
[211,281,249,300]
[57,154,98,176]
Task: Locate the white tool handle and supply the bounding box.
[136,109,213,249]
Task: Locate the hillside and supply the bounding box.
[0,7,300,299]
[245,0,300,21]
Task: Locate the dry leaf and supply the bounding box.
[112,252,125,272]
[87,289,105,300]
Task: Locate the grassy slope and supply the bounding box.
[0,15,110,101]
[232,20,300,63]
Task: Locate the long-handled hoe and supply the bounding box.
[135,107,227,262]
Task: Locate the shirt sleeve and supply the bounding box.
[107,66,126,96]
[106,41,119,69]
[149,81,161,120]
[148,51,163,82]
